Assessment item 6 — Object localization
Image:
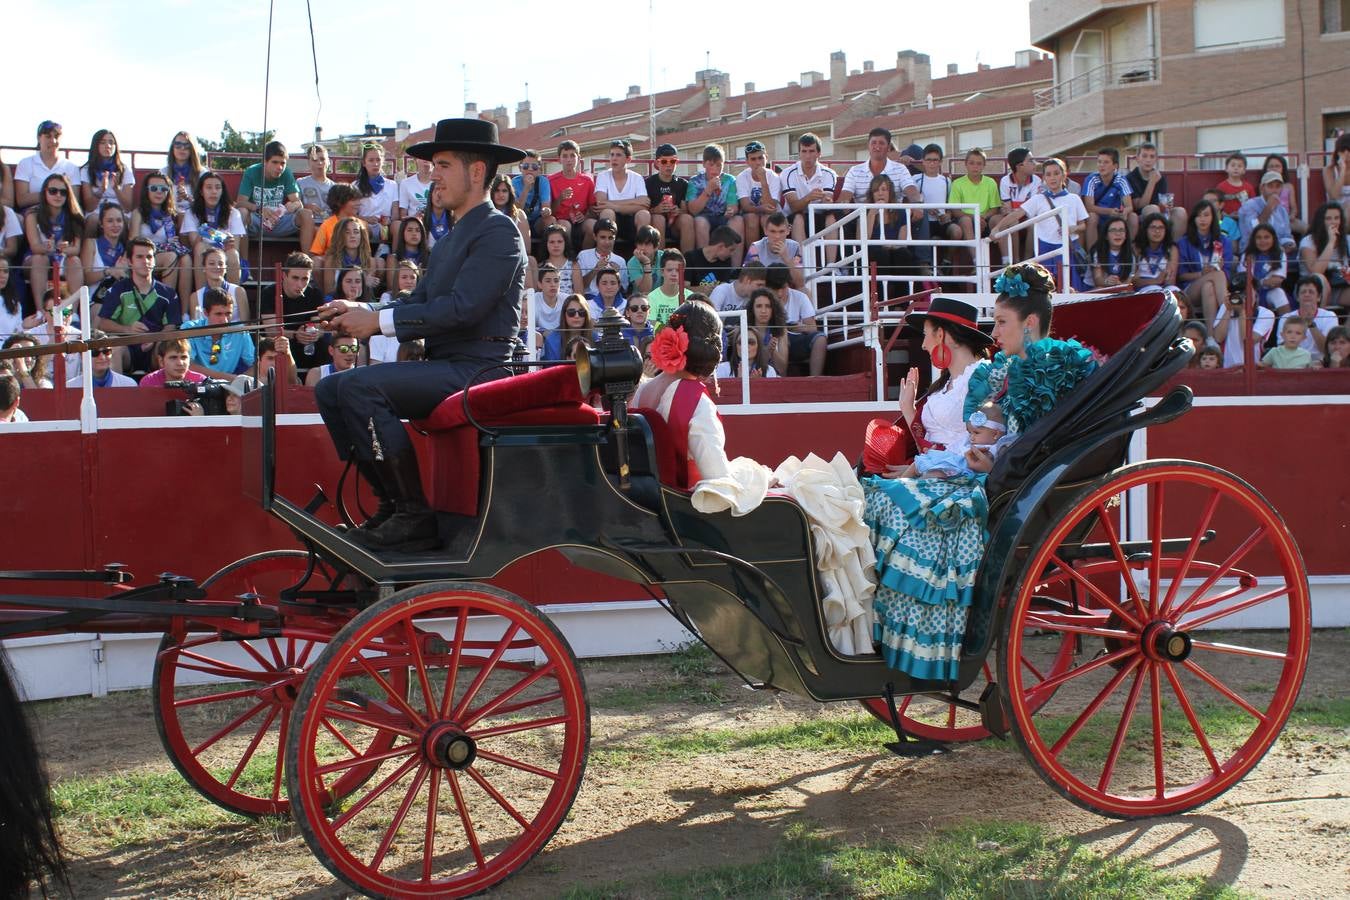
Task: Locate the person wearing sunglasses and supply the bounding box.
[14,121,81,212]
[620,293,654,345]
[130,173,194,303]
[23,173,85,307]
[161,132,207,212]
[511,150,554,237]
[184,288,255,380]
[542,295,594,362]
[305,334,361,386]
[64,329,135,388]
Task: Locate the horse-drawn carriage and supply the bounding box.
[1,289,1309,898]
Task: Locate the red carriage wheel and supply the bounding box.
[286,582,589,898]
[858,635,1075,743]
[999,461,1310,818]
[154,551,397,817]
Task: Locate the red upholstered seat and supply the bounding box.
[412,366,601,516]
[1051,290,1169,357]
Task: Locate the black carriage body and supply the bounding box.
[251,288,1196,705]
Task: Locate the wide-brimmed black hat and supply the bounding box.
[406,118,526,164]
[901,297,993,347]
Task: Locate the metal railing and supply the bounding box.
[801,201,993,401]
[1033,57,1160,111]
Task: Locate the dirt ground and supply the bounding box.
[32,630,1350,899]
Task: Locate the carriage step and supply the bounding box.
[882,682,950,757]
[979,682,1009,738]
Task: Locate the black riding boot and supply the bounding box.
[353,459,396,532]
[357,451,440,552]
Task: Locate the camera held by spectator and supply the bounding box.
[164,378,231,416]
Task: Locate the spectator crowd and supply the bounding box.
[3,119,1350,422]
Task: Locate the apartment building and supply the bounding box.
[1030,0,1350,164]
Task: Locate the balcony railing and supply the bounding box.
[1034,57,1159,111]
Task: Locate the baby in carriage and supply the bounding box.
[897,399,1017,479]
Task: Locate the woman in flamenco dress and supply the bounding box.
[864,263,1099,681]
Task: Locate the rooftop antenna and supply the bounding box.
[524,81,530,103]
[462,63,469,110]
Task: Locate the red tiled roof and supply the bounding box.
[656,107,837,155]
[929,58,1052,98]
[390,60,1051,156]
[838,92,1037,139]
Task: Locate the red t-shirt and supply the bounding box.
[548,171,595,223]
[1213,178,1255,217]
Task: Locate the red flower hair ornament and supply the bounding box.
[650,325,690,374]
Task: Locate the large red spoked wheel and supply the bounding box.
[287,582,589,899]
[1000,461,1310,818]
[154,551,392,817]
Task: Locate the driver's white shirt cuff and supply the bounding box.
[378,307,397,338]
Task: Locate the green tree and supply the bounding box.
[199,121,277,170]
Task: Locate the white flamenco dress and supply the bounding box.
[633,373,877,654]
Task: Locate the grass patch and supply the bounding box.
[1031,692,1350,766]
[564,821,1246,899]
[53,751,285,848]
[589,641,732,711]
[53,769,231,846]
[594,715,894,767]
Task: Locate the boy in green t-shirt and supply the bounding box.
[237,140,314,249]
[1259,317,1312,369]
[647,251,692,325]
[949,147,1004,273]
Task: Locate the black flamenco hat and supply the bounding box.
[901,297,993,347]
[406,118,526,164]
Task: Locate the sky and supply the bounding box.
[3,1,1034,163]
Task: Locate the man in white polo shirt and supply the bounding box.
[781,132,838,243]
[839,127,919,205]
[839,127,921,256]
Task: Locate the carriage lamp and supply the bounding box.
[575,308,642,488]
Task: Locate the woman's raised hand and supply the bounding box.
[899,368,919,423]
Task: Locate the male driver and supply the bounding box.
[237,141,316,251]
[547,139,597,249]
[1238,171,1297,255]
[1082,147,1136,250]
[317,118,527,551]
[186,288,256,379]
[65,330,136,387]
[1128,142,1186,239]
[735,141,783,246]
[780,132,837,244]
[646,144,692,251]
[593,139,651,243]
[98,236,179,373]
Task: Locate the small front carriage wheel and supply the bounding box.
[286,582,590,899]
[154,550,395,817]
[999,461,1310,818]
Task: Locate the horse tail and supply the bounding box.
[0,648,68,898]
